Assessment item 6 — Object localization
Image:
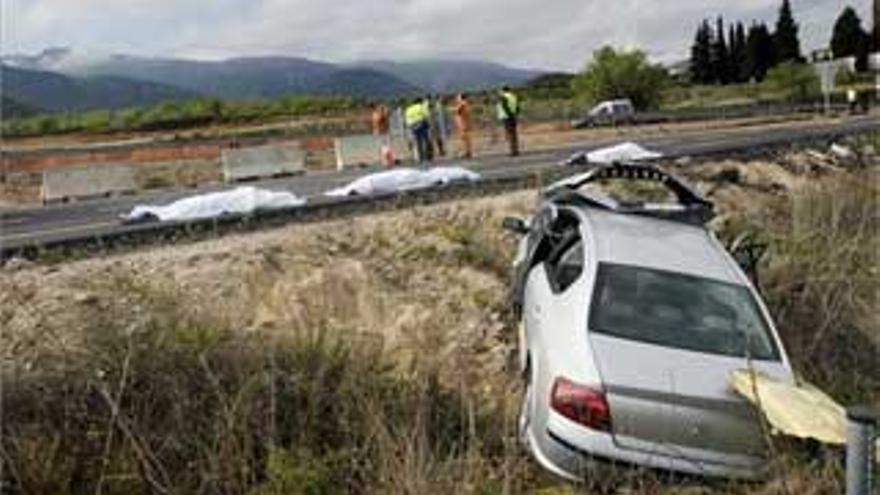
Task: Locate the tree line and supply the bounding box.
[691,0,873,85]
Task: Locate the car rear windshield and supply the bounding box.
[589,263,780,361]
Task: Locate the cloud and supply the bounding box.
[2,0,872,70]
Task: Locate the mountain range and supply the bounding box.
[1,48,542,115]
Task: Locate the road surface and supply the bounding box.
[1,115,877,256]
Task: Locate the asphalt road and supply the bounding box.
[2,115,878,253]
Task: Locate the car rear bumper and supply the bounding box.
[529,412,765,481]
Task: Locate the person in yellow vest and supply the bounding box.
[496,86,520,157]
[405,97,432,163]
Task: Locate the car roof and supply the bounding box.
[577,206,743,285]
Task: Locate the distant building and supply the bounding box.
[665,60,691,81]
[810,49,833,63]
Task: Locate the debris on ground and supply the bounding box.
[123,186,305,222]
[830,143,855,160]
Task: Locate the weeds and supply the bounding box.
[2,161,878,494]
[763,170,880,407]
[1,259,532,494]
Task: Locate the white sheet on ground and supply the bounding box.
[325,167,480,197]
[124,186,306,222]
[586,142,663,164]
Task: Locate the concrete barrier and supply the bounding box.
[222,144,306,182]
[334,134,411,170]
[41,163,137,203]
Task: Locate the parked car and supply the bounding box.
[572,99,636,129]
[502,163,794,481]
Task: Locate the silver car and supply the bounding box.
[503,163,794,481]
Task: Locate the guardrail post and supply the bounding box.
[846,406,877,495]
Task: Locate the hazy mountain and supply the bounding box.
[80,55,340,99]
[1,65,200,112]
[1,48,544,113]
[353,59,543,93]
[64,53,420,100]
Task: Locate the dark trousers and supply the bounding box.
[503,118,519,156]
[411,122,432,163]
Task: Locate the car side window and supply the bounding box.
[554,239,584,292]
[545,234,584,293]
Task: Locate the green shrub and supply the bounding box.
[764,62,821,102]
[571,46,670,110]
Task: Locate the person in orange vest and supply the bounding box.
[370,102,394,166]
[371,102,390,135]
[496,86,520,157]
[453,93,473,159]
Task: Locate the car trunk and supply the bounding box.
[590,334,790,463]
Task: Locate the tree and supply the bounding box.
[711,17,731,84]
[690,20,714,84]
[571,46,669,110]
[746,22,775,82]
[732,22,749,83]
[765,62,819,101]
[832,6,867,57]
[773,0,802,63]
[831,7,871,72]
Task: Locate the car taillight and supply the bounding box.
[551,377,612,432]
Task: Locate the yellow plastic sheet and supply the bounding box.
[730,370,847,445]
[730,370,879,462]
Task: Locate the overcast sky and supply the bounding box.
[1,0,872,71]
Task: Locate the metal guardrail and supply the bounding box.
[846,407,877,495]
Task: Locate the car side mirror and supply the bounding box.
[502,216,529,235]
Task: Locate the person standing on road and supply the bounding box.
[406,98,432,164]
[847,88,859,114]
[371,102,394,166]
[497,86,520,157]
[428,96,449,158]
[371,102,390,135]
[453,93,473,159]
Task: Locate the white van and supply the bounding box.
[573,99,636,128]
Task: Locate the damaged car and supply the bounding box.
[503,163,794,481]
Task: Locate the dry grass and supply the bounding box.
[1,148,878,494]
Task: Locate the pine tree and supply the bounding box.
[734,22,749,82]
[773,0,802,63]
[746,22,774,82]
[831,6,870,71]
[690,20,713,84]
[711,17,731,84]
[831,7,866,57]
[728,25,739,82]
